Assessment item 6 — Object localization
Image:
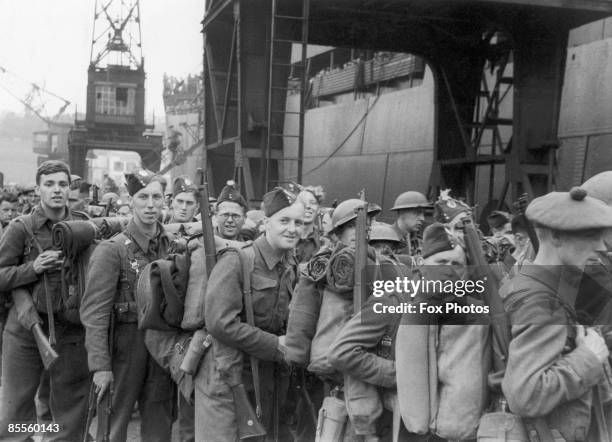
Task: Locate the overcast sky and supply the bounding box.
[0,0,204,118]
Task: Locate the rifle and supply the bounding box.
[239,249,268,440]
[179,168,216,375]
[461,216,511,372]
[232,383,267,439]
[12,288,59,369]
[96,313,115,442]
[353,190,368,313]
[82,381,96,442]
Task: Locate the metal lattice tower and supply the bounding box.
[90,0,143,69]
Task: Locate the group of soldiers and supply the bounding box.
[0,158,612,442]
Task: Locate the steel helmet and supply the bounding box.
[390,191,431,211]
[369,222,403,244]
[331,198,382,231]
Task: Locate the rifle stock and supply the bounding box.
[461,217,510,371]
[12,288,59,369]
[353,192,368,313]
[32,323,59,370]
[96,312,115,442]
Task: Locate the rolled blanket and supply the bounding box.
[326,243,377,294]
[99,216,131,238]
[307,247,332,282]
[326,243,355,294]
[52,221,98,260]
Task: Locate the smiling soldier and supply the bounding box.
[213,180,248,241]
[80,169,174,442]
[0,161,90,441]
[195,187,304,441]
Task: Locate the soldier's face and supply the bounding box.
[214,201,245,239]
[556,229,607,269]
[0,201,18,222]
[423,245,467,279]
[171,192,198,223]
[131,181,164,226]
[298,191,319,224]
[397,208,425,233]
[37,172,70,210]
[264,202,305,251]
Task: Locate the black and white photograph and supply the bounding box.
[1,0,612,441]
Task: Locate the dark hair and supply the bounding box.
[36,160,71,185]
[0,192,18,204]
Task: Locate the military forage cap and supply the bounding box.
[172,176,199,198]
[217,180,247,209]
[422,222,455,259]
[526,187,612,231]
[433,189,471,223]
[125,169,160,196]
[263,187,297,217]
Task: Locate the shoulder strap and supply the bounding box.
[236,246,262,419]
[15,216,43,254]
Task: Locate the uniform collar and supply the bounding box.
[392,221,407,240]
[31,204,72,230]
[254,235,290,270]
[518,264,582,305]
[126,219,165,253]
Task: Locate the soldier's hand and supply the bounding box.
[93,370,114,404]
[33,251,63,274]
[576,325,610,363]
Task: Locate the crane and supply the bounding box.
[0,65,71,125]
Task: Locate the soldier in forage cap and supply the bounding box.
[213,180,248,241]
[499,187,612,441]
[195,187,304,441]
[80,168,174,442]
[168,176,199,224]
[390,191,432,256]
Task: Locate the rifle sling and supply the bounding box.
[238,246,263,420]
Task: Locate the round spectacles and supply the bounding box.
[217,213,243,221]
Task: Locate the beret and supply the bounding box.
[526,187,612,231]
[125,169,163,196]
[216,180,247,209]
[422,222,455,259]
[582,171,612,206]
[172,176,199,198]
[263,187,297,217]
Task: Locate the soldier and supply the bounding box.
[389,191,431,255]
[0,192,19,239]
[369,222,407,258]
[168,176,200,224]
[500,187,612,440]
[80,169,174,442]
[296,185,326,263]
[213,180,248,241]
[0,160,90,441]
[195,187,304,441]
[19,185,37,215]
[331,198,382,247]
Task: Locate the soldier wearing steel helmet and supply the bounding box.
[390,191,432,256]
[499,187,612,440]
[331,198,382,247]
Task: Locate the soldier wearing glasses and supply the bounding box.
[213,181,248,241]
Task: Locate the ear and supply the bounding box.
[35,185,40,196]
[127,195,134,208]
[550,229,563,247]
